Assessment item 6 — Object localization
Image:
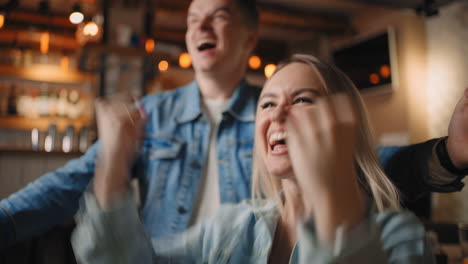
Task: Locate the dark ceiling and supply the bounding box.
[0,0,461,60]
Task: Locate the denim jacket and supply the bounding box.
[72,191,435,264]
[0,80,258,248]
[0,80,463,249]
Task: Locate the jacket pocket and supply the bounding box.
[144,134,184,160]
[140,134,184,200]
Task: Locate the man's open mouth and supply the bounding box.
[197,39,217,51]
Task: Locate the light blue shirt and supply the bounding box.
[72,191,435,264]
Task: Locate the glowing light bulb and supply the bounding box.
[264,64,276,78]
[248,55,261,70]
[369,73,380,85]
[145,39,155,53]
[83,22,99,36]
[69,12,84,24]
[158,60,169,72]
[380,65,391,78]
[178,52,192,68]
[40,32,50,54]
[61,56,69,72]
[0,13,5,29]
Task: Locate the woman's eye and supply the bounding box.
[293,97,314,104]
[260,102,275,109]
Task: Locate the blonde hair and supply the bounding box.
[251,54,400,212]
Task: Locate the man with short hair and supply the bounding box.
[1,0,467,248]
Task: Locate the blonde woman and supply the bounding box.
[72,54,433,263]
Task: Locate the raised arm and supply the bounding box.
[378,88,468,201]
[0,143,98,249]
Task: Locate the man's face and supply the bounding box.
[186,0,256,74]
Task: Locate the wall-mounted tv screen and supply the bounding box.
[332,28,397,94]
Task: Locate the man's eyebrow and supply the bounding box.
[188,6,231,17]
[259,93,277,100]
[211,7,232,14]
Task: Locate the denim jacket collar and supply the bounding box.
[175,79,258,124]
[175,81,203,123]
[225,79,257,122]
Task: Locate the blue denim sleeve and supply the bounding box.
[0,142,100,249]
[297,210,435,264]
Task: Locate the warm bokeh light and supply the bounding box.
[40,32,50,54]
[61,56,69,72]
[0,13,5,29]
[264,64,276,78]
[380,64,391,78]
[179,52,192,68]
[83,22,99,36]
[69,12,84,25]
[158,60,169,72]
[248,55,261,70]
[369,73,380,85]
[145,38,155,53]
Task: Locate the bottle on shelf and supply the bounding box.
[7,82,18,116]
[62,125,75,153]
[16,81,27,117]
[48,87,58,117]
[29,86,40,118]
[0,81,8,116]
[44,123,57,152]
[23,50,33,66]
[38,83,49,116]
[12,49,23,66]
[79,126,90,153]
[68,89,81,118]
[31,128,40,151]
[57,89,68,117]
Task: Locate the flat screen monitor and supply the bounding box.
[332,28,397,94]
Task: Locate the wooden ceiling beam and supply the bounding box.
[152,6,352,36]
[6,9,77,30]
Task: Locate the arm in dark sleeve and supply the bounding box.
[0,143,100,249]
[377,138,465,202]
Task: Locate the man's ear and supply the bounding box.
[245,28,259,50]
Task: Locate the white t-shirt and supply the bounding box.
[189,98,229,226]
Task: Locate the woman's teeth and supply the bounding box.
[269,132,287,146]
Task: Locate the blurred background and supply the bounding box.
[0,0,467,262]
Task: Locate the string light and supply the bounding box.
[380,65,391,78]
[61,56,69,72]
[248,55,261,70]
[40,32,50,54]
[158,60,169,72]
[0,13,5,29]
[264,64,276,78]
[369,73,380,85]
[83,21,99,36]
[145,38,155,53]
[178,52,191,68]
[69,3,84,24]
